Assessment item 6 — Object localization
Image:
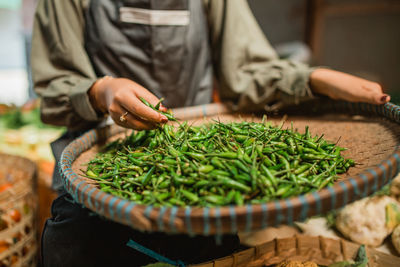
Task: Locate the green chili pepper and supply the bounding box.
[86,170,98,178]
[215,176,251,193]
[139,97,177,121]
[235,135,248,143]
[180,189,199,203]
[194,180,209,188]
[208,152,237,159]
[184,152,206,161]
[211,157,225,169]
[233,160,249,173]
[141,166,155,186]
[260,164,278,188]
[132,131,147,145]
[234,191,244,206]
[154,98,164,110]
[169,198,185,206]
[294,164,311,175]
[203,195,225,205]
[226,190,236,204]
[199,165,214,173]
[209,169,231,177]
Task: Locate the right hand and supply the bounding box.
[89,77,168,130]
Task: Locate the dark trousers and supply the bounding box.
[41,194,240,267]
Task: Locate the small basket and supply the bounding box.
[190,235,400,267]
[61,101,400,235]
[0,154,37,267]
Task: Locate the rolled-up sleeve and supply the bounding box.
[205,0,316,112]
[32,0,101,130]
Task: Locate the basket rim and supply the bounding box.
[60,101,400,234]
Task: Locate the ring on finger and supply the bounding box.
[119,111,129,122]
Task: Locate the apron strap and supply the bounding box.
[126,239,186,267]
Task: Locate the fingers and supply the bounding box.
[361,82,390,105]
[109,104,157,130]
[99,78,169,125]
[123,95,168,123]
[114,89,168,124]
[367,92,390,105]
[159,104,168,112]
[310,69,391,106]
[382,94,391,103]
[127,115,158,130]
[135,86,168,112]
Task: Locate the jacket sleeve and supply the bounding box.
[32,0,101,130]
[205,0,316,112]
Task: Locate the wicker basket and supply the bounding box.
[0,154,37,267]
[61,100,400,235]
[190,235,400,267]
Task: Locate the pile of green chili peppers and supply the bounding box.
[85,118,355,207]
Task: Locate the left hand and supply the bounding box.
[310,68,390,105]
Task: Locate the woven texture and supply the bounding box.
[0,154,37,267]
[61,101,400,235]
[190,235,400,267]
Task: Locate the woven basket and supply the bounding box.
[61,101,400,235]
[0,154,37,267]
[190,235,400,267]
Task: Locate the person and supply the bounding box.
[31,0,390,266]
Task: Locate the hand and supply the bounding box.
[310,69,390,105]
[88,77,168,130]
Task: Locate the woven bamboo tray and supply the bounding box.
[190,235,400,267]
[0,154,37,267]
[61,101,400,235]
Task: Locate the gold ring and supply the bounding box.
[119,112,128,122]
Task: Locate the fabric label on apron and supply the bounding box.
[120,7,190,25]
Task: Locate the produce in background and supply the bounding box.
[85,115,355,207]
[0,100,64,163]
[295,217,339,240]
[390,174,400,201]
[336,195,400,247]
[276,245,368,267]
[390,175,400,254]
[276,260,318,267]
[0,99,50,129]
[0,154,37,266]
[326,245,368,267]
[294,178,400,256]
[391,224,400,254]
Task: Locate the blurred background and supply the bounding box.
[248,0,400,97]
[0,0,399,264]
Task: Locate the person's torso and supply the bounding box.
[85,0,213,108]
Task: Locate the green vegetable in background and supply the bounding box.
[0,106,61,129]
[327,245,368,267]
[353,245,368,267]
[385,203,400,229]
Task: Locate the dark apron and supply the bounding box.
[41,1,240,266]
[84,0,213,108]
[42,193,240,267]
